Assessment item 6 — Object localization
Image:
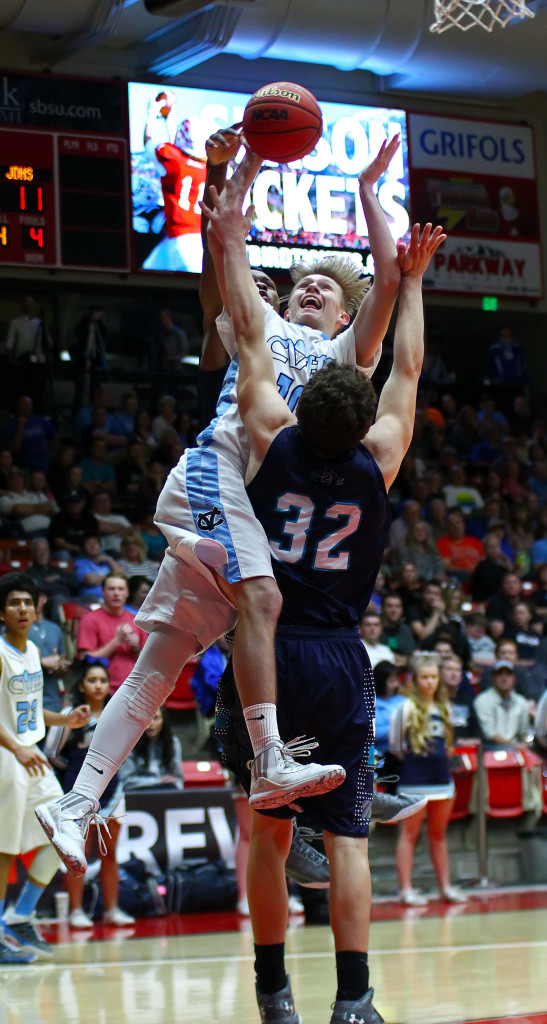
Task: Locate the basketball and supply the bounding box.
[156,90,174,118]
[242,82,323,163]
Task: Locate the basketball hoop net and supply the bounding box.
[430,0,535,33]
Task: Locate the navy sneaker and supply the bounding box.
[3,916,53,960]
[0,933,37,964]
[256,976,301,1023]
[371,792,427,823]
[285,825,330,889]
[330,987,384,1024]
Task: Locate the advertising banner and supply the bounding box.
[117,788,237,875]
[408,112,542,297]
[0,71,126,135]
[128,82,409,275]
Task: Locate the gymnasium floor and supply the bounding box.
[1,889,546,1024]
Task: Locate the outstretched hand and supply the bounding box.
[397,223,446,279]
[201,178,254,248]
[359,135,400,187]
[205,125,243,166]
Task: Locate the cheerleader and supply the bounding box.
[389,653,467,905]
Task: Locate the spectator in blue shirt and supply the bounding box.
[74,533,122,600]
[528,461,547,506]
[487,326,526,387]
[5,395,58,472]
[80,437,116,497]
[29,588,71,711]
[373,660,406,756]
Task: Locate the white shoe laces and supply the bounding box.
[247,735,320,771]
[280,735,319,761]
[80,813,121,857]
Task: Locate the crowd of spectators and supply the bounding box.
[0,335,545,777]
[0,384,198,711]
[356,379,546,775]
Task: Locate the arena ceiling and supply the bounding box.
[1,0,547,99]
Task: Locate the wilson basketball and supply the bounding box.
[242,82,323,162]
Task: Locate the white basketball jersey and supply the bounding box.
[0,636,45,746]
[196,302,379,474]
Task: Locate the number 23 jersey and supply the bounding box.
[0,636,44,746]
[246,425,391,629]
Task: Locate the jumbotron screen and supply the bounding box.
[128,82,409,276]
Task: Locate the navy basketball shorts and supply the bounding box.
[216,626,375,838]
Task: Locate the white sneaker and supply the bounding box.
[442,886,468,903]
[69,909,94,930]
[248,738,346,810]
[400,888,429,906]
[237,897,250,916]
[288,895,305,915]
[35,792,102,877]
[103,907,135,926]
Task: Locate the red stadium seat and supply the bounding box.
[165,659,199,711]
[0,539,32,561]
[484,749,525,818]
[182,760,227,787]
[8,558,30,570]
[450,746,478,820]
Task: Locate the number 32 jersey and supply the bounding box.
[0,636,44,746]
[246,425,391,629]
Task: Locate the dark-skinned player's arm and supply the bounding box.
[199,128,241,372]
[202,144,263,320]
[201,179,294,472]
[351,136,403,368]
[364,223,446,492]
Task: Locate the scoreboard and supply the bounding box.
[0,128,130,272]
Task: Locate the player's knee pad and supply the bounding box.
[124,670,176,728]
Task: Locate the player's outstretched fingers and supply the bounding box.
[205,126,243,165]
[428,225,447,253]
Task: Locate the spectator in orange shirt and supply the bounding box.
[76,574,146,691]
[436,509,484,583]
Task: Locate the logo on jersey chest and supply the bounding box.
[197,506,225,533]
[310,468,345,487]
[8,668,43,695]
[270,336,330,375]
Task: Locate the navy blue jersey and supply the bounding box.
[246,425,390,628]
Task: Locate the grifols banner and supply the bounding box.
[408,112,543,297]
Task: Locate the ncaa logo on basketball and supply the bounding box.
[252,86,301,103]
[252,108,288,122]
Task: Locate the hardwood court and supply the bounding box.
[1,891,546,1024]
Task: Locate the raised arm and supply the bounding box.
[352,136,402,368]
[199,128,241,370]
[364,223,446,491]
[202,179,293,466]
[202,144,263,321]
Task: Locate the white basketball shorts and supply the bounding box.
[0,747,63,855]
[136,446,274,651]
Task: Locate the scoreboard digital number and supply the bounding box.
[0,128,129,271]
[0,131,56,266]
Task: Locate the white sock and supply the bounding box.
[69,625,198,804]
[243,703,282,756]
